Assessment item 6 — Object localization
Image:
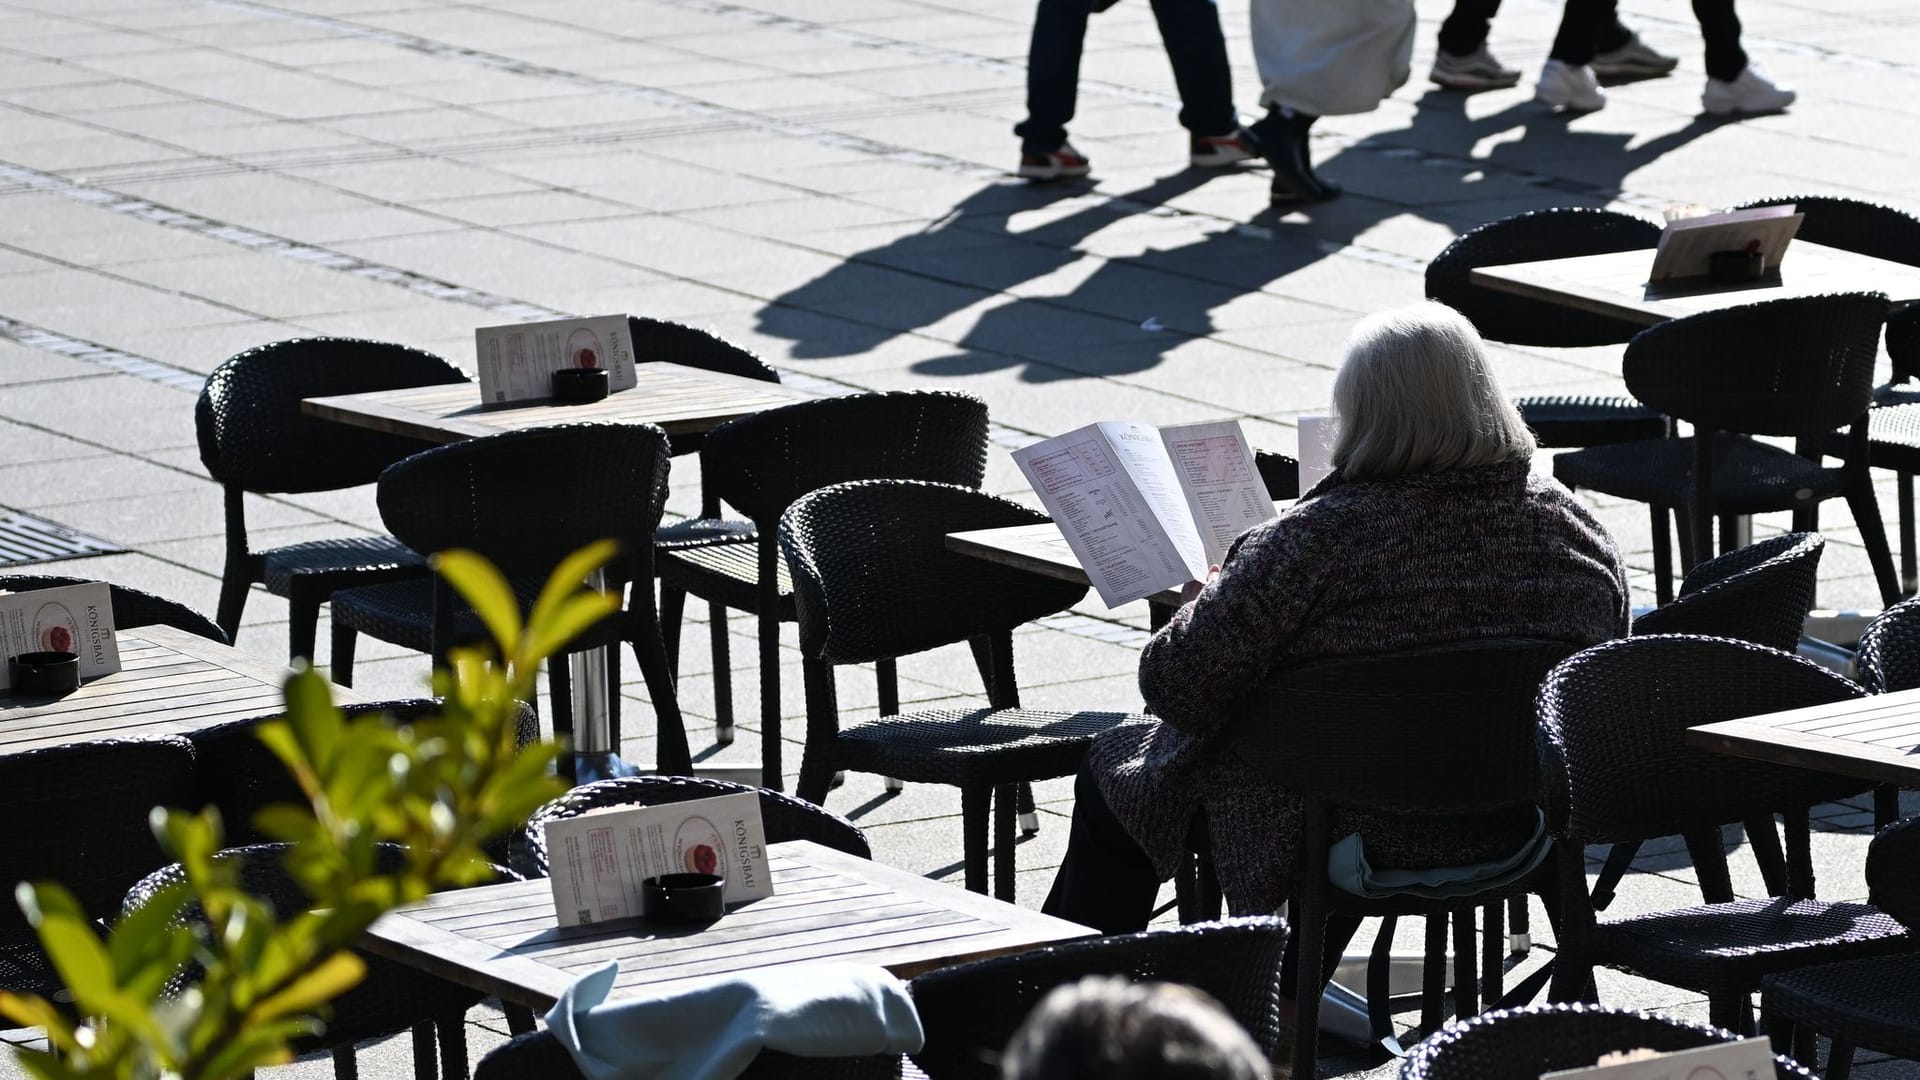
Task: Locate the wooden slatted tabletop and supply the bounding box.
[302,363,810,445]
[362,840,1093,1010]
[0,624,356,752]
[1469,240,1920,327]
[1688,686,1920,788]
[945,522,1184,610]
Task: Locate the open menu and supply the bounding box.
[474,314,640,406]
[0,582,118,691]
[1649,204,1802,282]
[543,792,773,927]
[1540,1036,1774,1080]
[1012,420,1277,607]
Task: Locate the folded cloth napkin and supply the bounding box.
[544,961,924,1080]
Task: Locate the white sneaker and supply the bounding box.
[1702,66,1796,115]
[1535,59,1606,112]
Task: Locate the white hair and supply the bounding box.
[1330,301,1535,481]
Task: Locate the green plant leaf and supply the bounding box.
[22,886,113,1002]
[108,879,189,983]
[0,994,81,1055]
[433,549,522,655]
[521,591,621,667]
[525,538,618,644]
[249,951,363,1022]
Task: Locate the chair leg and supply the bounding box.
[504,1004,536,1035]
[1686,828,1738,904]
[288,581,323,665]
[758,607,783,791]
[1482,900,1504,1003]
[658,584,685,679]
[1845,482,1904,607]
[1828,1037,1857,1080]
[629,595,692,776]
[1707,992,1749,1036]
[548,657,574,748]
[1874,784,1899,828]
[1901,471,1917,596]
[330,623,357,687]
[1736,817,1788,899]
[961,784,990,895]
[1507,894,1529,954]
[335,1043,362,1080]
[710,602,733,745]
[1367,917,1398,1049]
[436,1013,469,1080]
[1421,914,1448,1033]
[1450,908,1478,1020]
[1017,782,1038,835]
[1651,505,1676,606]
[993,782,1017,903]
[1289,820,1330,1080]
[217,564,251,642]
[406,1020,432,1080]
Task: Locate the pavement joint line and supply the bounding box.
[0,313,204,393]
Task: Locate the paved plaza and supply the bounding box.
[4,0,1920,1074]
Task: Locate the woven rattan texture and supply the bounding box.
[1537,635,1871,845]
[1629,533,1823,651]
[1401,1003,1816,1079]
[1856,598,1920,693]
[827,707,1131,786]
[258,536,424,594]
[0,574,227,645]
[628,317,780,384]
[1590,896,1911,991]
[195,337,467,494]
[512,775,871,879]
[1763,952,1920,1060]
[1554,432,1850,515]
[1425,207,1662,348]
[908,918,1286,1080]
[331,574,561,654]
[473,1028,905,1080]
[1856,400,1920,473]
[1513,395,1667,449]
[1867,816,1920,927]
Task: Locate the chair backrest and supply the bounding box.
[1855,595,1920,692]
[1253,449,1300,501]
[0,574,228,645]
[1622,293,1888,436]
[195,338,469,494]
[190,699,539,848]
[1536,635,1870,845]
[1424,207,1663,347]
[780,480,1086,666]
[376,422,672,579]
[1402,1003,1815,1080]
[701,391,989,527]
[1229,639,1578,815]
[512,775,871,879]
[1867,816,1920,929]
[473,1028,903,1080]
[628,317,781,384]
[1629,532,1823,652]
[908,917,1285,1080]
[0,736,194,931]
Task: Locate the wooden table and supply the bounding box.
[1470,240,1920,328]
[302,363,808,446]
[0,624,358,753]
[1689,687,1920,788]
[361,840,1092,1010]
[946,522,1185,611]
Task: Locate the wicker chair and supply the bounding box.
[1227,638,1578,1078]
[472,1028,905,1079]
[0,737,194,1002]
[1630,533,1824,650]
[1537,635,1915,1033]
[908,917,1286,1080]
[511,774,870,879]
[1253,449,1301,500]
[124,843,510,1080]
[1858,596,1920,693]
[780,480,1136,900]
[0,573,226,644]
[1762,816,1920,1079]
[327,423,689,776]
[1424,207,1669,450]
[657,390,990,786]
[1552,293,1900,606]
[196,338,468,659]
[1402,1003,1816,1079]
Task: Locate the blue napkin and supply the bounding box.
[544,961,924,1080]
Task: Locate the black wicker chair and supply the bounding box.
[657,390,990,786]
[0,737,194,1002]
[1762,816,1920,1079]
[1402,1003,1816,1079]
[1537,635,1915,1033]
[1253,449,1301,501]
[1424,207,1669,449]
[1227,638,1578,1078]
[327,423,688,775]
[1552,293,1900,606]
[511,774,870,879]
[1857,596,1920,693]
[472,1027,905,1079]
[0,574,226,644]
[908,917,1286,1080]
[780,480,1136,900]
[124,843,511,1080]
[196,338,468,660]
[1631,533,1823,651]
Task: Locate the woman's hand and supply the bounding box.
[1179,564,1222,605]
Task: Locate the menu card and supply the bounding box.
[0,582,118,691]
[544,792,773,927]
[1649,204,1802,282]
[474,314,639,406]
[1541,1037,1775,1080]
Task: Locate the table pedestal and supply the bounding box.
[569,570,640,783]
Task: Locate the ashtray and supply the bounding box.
[1708,249,1767,282]
[10,651,79,696]
[642,873,724,923]
[551,367,609,404]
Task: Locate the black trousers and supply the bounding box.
[1438,0,1631,58]
[1550,0,1747,80]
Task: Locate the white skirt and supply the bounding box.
[1250,0,1416,116]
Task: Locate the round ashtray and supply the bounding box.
[642,873,724,923]
[10,650,79,696]
[551,367,609,404]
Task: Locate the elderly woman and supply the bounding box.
[1043,301,1629,934]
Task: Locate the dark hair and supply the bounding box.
[1000,977,1272,1080]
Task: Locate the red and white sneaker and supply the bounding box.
[1190,128,1261,168]
[1017,143,1091,180]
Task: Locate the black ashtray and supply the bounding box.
[551,367,609,404]
[642,873,724,923]
[10,651,79,696]
[1708,249,1767,282]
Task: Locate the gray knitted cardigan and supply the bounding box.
[1087,458,1629,915]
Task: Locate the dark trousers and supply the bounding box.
[1015,0,1236,152]
[1550,0,1746,79]
[1442,0,1632,58]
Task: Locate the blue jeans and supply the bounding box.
[1015,0,1236,153]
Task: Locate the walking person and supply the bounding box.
[1536,0,1792,114]
[1428,0,1676,91]
[1015,0,1258,181]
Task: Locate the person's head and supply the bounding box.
[1330,300,1535,482]
[1000,977,1272,1080]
